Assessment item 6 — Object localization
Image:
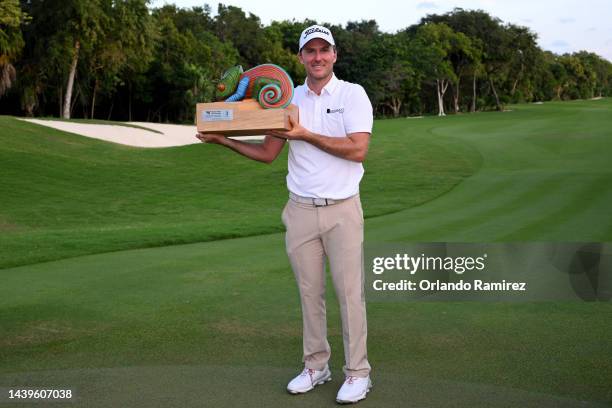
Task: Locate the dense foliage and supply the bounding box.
[1,3,610,121]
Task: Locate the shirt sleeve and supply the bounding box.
[344,84,373,135]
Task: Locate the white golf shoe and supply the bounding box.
[287,365,332,394]
[336,375,372,404]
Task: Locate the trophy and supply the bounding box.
[196,64,298,136]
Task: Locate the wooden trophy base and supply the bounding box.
[196,99,298,136]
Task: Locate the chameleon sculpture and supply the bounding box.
[215,64,294,109]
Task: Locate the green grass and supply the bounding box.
[367,99,612,242]
[1,238,610,407]
[0,114,478,269]
[1,99,612,407]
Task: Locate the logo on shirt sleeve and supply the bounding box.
[326,107,344,114]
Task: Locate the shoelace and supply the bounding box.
[345,376,357,385]
[301,368,315,376]
[301,368,316,382]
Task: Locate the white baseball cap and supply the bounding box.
[299,25,335,51]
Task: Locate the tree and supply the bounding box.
[262,23,305,84]
[267,19,317,55]
[559,54,588,99]
[466,47,485,112]
[57,0,106,118]
[446,31,479,112]
[364,32,415,117]
[531,51,558,101]
[421,9,510,111]
[0,0,28,97]
[574,51,612,98]
[333,20,380,85]
[215,4,272,68]
[89,0,157,120]
[546,53,569,100]
[21,0,106,118]
[147,5,239,123]
[504,24,540,102]
[3,5,612,120]
[412,23,467,116]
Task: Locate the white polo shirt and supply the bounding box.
[287,74,373,199]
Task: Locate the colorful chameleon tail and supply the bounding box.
[225,77,250,102]
[243,64,294,109]
[215,64,294,109]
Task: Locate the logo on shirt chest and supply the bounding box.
[326,107,344,114]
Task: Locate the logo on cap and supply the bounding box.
[303,27,331,39]
[299,25,335,51]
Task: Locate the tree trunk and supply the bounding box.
[393,98,401,117]
[25,101,34,117]
[511,78,519,96]
[511,63,524,96]
[107,99,114,121]
[471,74,477,113]
[70,84,80,116]
[453,78,461,113]
[436,80,442,116]
[489,77,502,111]
[58,86,63,117]
[385,97,402,118]
[62,40,80,119]
[436,79,448,116]
[128,81,132,122]
[91,79,98,119]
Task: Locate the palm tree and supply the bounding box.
[0,0,27,97]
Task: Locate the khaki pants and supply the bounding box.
[282,194,371,377]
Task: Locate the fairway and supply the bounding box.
[0,112,478,269]
[1,99,611,407]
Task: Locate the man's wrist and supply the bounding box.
[219,135,231,146]
[301,130,316,142]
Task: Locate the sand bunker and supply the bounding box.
[19,119,264,147]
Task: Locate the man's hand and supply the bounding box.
[268,116,311,141]
[196,132,227,145]
[194,132,286,164]
[269,115,369,162]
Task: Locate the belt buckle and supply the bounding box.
[313,198,329,207]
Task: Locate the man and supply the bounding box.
[196,24,373,404]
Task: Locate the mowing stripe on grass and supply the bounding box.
[378,174,564,242]
[500,174,612,240]
[445,174,596,241]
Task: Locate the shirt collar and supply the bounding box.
[305,73,338,96]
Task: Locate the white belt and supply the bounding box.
[289,192,351,207]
